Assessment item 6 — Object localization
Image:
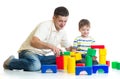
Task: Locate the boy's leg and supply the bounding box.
[93,60,98,65]
[5,50,41,71]
[76,58,86,63]
[76,54,86,64]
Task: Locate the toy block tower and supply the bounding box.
[91,45,107,65]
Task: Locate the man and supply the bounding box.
[3,6,72,71]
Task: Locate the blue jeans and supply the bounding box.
[8,50,56,71]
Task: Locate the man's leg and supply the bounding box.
[4,50,41,71]
[37,55,56,65]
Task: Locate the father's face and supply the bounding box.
[53,15,68,31]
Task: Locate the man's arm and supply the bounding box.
[30,36,51,49]
[30,36,61,55]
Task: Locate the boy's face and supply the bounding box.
[53,15,68,31]
[79,25,90,37]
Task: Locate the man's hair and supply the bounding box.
[54,6,69,17]
[79,19,90,30]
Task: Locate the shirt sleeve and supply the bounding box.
[34,23,49,41]
[73,37,78,49]
[91,37,95,44]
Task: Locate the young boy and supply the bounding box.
[72,19,98,65]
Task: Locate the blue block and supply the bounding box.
[92,65,109,73]
[76,66,92,75]
[41,65,57,73]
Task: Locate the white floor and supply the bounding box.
[1,56,120,79]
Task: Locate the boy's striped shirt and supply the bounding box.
[73,36,95,54]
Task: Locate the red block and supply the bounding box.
[56,56,64,69]
[106,61,110,67]
[76,63,85,66]
[91,45,105,49]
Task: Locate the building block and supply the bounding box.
[112,61,120,70]
[64,56,70,70]
[75,52,82,60]
[85,55,92,66]
[67,57,76,73]
[87,48,96,56]
[112,61,118,69]
[91,45,105,49]
[92,65,109,73]
[76,63,85,66]
[76,66,92,75]
[70,52,82,61]
[60,51,64,56]
[117,62,120,70]
[99,48,107,55]
[64,51,70,55]
[56,56,64,69]
[41,65,57,73]
[106,61,110,67]
[98,69,104,73]
[70,52,75,56]
[99,55,106,64]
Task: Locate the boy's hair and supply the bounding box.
[54,6,69,17]
[79,19,90,30]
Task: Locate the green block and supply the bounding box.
[112,61,118,69]
[60,51,63,56]
[98,69,104,73]
[85,55,92,66]
[64,51,70,56]
[87,48,96,56]
[117,63,120,70]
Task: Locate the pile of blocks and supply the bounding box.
[41,45,110,76]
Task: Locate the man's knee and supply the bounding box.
[24,62,41,71]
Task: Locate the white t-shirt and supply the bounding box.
[18,20,71,55]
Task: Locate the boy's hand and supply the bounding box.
[92,56,97,60]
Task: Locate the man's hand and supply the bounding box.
[51,45,61,56]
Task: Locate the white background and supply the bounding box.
[0,0,120,79]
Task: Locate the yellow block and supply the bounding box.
[67,57,75,74]
[70,52,75,57]
[64,56,70,71]
[99,48,107,55]
[99,56,106,64]
[75,52,82,61]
